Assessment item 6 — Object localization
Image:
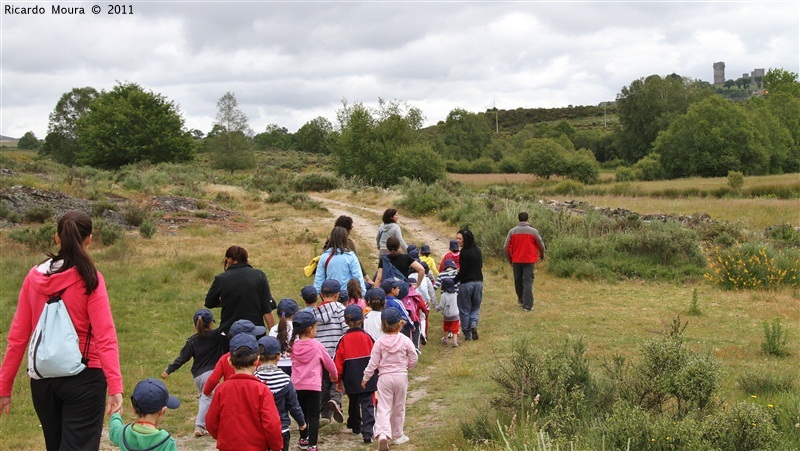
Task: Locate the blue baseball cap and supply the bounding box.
[277,298,299,317]
[408,248,420,259]
[441,277,457,293]
[381,278,402,294]
[321,279,341,295]
[229,333,259,354]
[449,240,459,252]
[193,308,214,325]
[381,307,403,325]
[131,378,180,414]
[229,319,266,338]
[365,287,386,302]
[258,336,282,355]
[407,244,418,253]
[301,285,318,303]
[344,304,364,322]
[293,310,319,330]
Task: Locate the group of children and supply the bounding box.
[114,241,461,451]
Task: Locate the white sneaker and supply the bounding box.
[392,435,410,445]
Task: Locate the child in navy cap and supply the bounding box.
[206,334,283,451]
[202,319,266,400]
[109,378,179,450]
[314,279,347,425]
[269,298,300,376]
[255,336,306,451]
[334,305,378,443]
[439,240,461,272]
[437,277,461,347]
[301,285,318,310]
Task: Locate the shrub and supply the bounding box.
[727,170,745,189]
[23,205,55,223]
[397,179,454,215]
[687,288,701,316]
[601,402,707,450]
[614,166,635,182]
[94,218,124,246]
[8,223,56,251]
[761,318,790,357]
[737,370,795,395]
[124,204,150,227]
[703,401,778,450]
[705,243,799,290]
[139,219,157,239]
[497,157,521,173]
[765,223,800,248]
[92,200,117,218]
[251,167,294,193]
[291,172,340,192]
[551,179,585,196]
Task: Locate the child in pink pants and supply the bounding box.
[361,307,418,451]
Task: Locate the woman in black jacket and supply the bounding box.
[453,229,483,341]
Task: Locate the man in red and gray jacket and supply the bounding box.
[504,212,546,311]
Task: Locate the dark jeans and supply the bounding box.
[346,392,376,440]
[297,390,321,446]
[319,368,342,419]
[457,281,483,335]
[513,263,535,309]
[281,431,290,451]
[30,368,107,451]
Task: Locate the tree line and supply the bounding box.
[21,68,800,185]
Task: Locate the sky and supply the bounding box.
[1,1,798,139]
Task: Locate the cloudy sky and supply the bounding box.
[1,1,797,139]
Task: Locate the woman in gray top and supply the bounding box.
[376,208,408,256]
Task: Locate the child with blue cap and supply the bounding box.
[255,336,306,451]
[109,378,180,450]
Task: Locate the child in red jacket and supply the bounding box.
[334,305,378,444]
[206,333,283,451]
[202,319,266,397]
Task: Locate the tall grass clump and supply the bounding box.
[737,369,795,395]
[705,243,799,290]
[761,318,790,357]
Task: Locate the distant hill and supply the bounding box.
[0,135,17,141]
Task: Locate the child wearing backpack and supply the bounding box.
[109,378,180,451]
[255,336,307,451]
[335,305,378,444]
[361,307,418,450]
[161,308,223,437]
[437,278,461,347]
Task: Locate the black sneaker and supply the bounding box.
[464,330,472,341]
[472,328,479,340]
[363,437,372,444]
[420,335,427,345]
[327,400,344,423]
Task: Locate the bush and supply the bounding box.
[727,170,745,189]
[8,223,56,251]
[291,172,340,192]
[550,179,585,196]
[497,157,521,173]
[124,204,150,227]
[94,218,124,246]
[614,166,635,182]
[92,200,117,218]
[765,223,800,248]
[397,179,454,215]
[761,318,790,357]
[703,401,778,450]
[737,370,796,395]
[139,219,157,239]
[601,402,706,450]
[23,205,55,223]
[705,243,799,290]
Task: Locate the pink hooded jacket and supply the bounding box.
[0,261,123,396]
[362,332,417,381]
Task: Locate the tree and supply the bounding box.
[441,108,492,161]
[254,123,293,150]
[208,92,255,172]
[294,117,333,153]
[655,96,770,178]
[75,82,194,169]
[189,129,205,140]
[724,79,735,90]
[614,74,711,163]
[333,98,443,185]
[519,138,569,179]
[748,95,799,173]
[39,86,99,165]
[762,68,800,97]
[17,131,40,150]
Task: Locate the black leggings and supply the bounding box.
[30,368,107,451]
[296,390,321,446]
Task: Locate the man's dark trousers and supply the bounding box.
[513,263,535,310]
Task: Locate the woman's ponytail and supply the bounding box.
[47,211,98,294]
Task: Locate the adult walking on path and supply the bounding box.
[315,226,367,298]
[333,215,374,288]
[503,212,546,312]
[205,245,275,334]
[376,208,408,257]
[453,229,483,341]
[0,210,123,450]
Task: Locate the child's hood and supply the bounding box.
[291,339,321,365]
[380,333,407,353]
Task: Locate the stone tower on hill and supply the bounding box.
[713,62,725,85]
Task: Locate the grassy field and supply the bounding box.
[0,155,798,449]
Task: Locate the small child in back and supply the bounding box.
[255,336,307,451]
[438,240,461,272]
[291,310,339,451]
[202,319,266,398]
[437,277,461,347]
[314,279,348,425]
[206,333,283,451]
[361,307,418,451]
[161,308,223,437]
[270,298,300,376]
[363,287,386,340]
[419,244,439,279]
[109,378,180,451]
[346,278,367,311]
[434,259,459,291]
[335,305,378,444]
[301,285,319,310]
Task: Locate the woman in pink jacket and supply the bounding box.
[0,210,123,450]
[361,307,418,451]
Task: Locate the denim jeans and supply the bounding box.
[512,263,535,309]
[457,281,483,334]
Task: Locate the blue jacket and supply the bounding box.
[313,248,366,294]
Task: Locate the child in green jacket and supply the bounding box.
[109,378,180,451]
